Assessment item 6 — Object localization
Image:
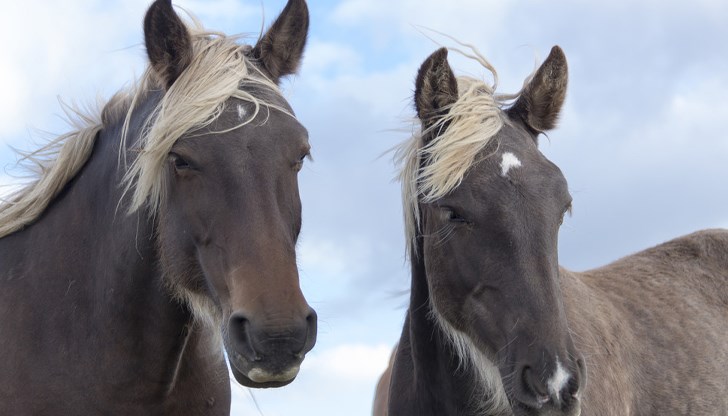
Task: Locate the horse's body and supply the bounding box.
[377,230,728,416]
[561,230,728,415]
[376,45,728,416]
[1,1,315,414]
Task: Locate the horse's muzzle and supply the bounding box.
[225,308,317,387]
[510,355,585,416]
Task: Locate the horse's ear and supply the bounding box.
[415,48,458,135]
[507,46,568,134]
[143,0,193,90]
[250,0,309,83]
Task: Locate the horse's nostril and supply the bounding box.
[522,366,547,397]
[300,308,318,354]
[306,309,317,324]
[567,376,580,397]
[228,313,257,360]
[230,314,248,328]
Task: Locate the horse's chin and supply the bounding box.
[510,401,582,416]
[225,344,302,388]
[229,364,297,388]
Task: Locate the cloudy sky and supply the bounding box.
[1,0,727,415]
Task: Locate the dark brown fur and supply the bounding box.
[0,1,314,414]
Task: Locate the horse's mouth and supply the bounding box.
[229,364,299,388]
[510,399,582,416]
[227,349,303,388]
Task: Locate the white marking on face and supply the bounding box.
[237,104,247,121]
[500,152,522,177]
[547,358,570,401]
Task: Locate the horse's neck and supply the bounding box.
[390,242,485,416]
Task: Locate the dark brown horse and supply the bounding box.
[374,46,728,416]
[0,1,316,414]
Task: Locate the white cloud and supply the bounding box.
[302,343,393,382]
[301,62,416,118]
[302,39,363,75]
[178,0,259,21]
[0,0,149,140]
[331,0,510,41]
[616,75,728,168]
[298,235,374,282]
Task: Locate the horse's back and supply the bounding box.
[565,229,728,415]
[582,228,728,306]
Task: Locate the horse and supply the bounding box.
[0,0,316,414]
[374,45,728,416]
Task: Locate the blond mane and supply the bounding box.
[397,45,523,257]
[0,17,289,239]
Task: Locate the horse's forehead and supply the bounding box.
[221,94,305,137]
[178,96,306,160]
[499,152,523,178]
[477,126,539,178]
[465,126,562,196]
[233,85,295,114]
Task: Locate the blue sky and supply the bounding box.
[1,1,728,415]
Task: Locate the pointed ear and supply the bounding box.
[143,0,193,90]
[507,46,568,134]
[415,48,459,134]
[250,0,309,83]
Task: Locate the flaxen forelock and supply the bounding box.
[397,43,529,257]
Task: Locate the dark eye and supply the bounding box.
[294,152,309,172]
[445,208,468,224]
[559,203,573,225]
[169,152,192,171]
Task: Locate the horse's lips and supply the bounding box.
[227,349,303,387]
[247,365,300,383]
[228,361,300,389]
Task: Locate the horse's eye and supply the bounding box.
[294,152,310,172]
[445,208,468,224]
[169,153,192,170]
[559,203,573,225]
